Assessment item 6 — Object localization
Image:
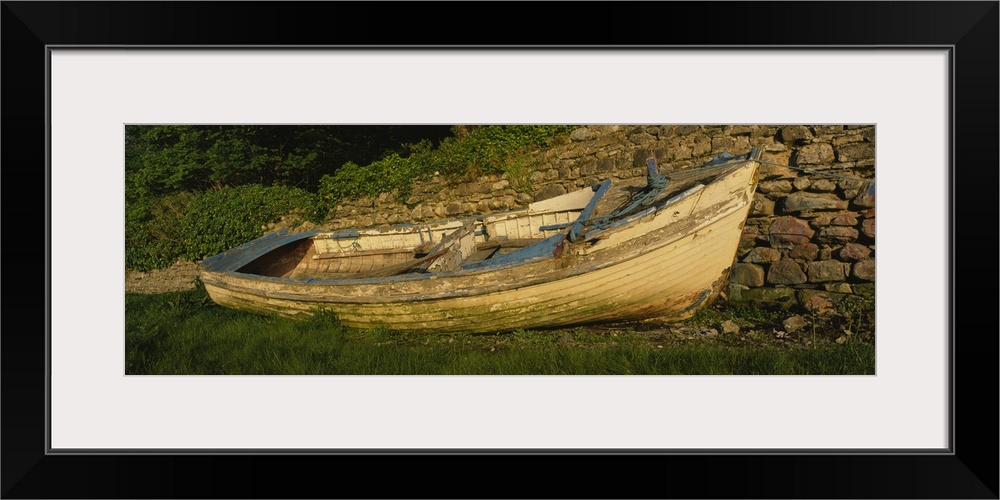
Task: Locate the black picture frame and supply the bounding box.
[3,2,997,498]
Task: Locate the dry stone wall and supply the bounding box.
[323,125,875,310]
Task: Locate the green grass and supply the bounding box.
[125,286,875,375]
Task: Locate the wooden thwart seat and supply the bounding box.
[312,247,417,260]
[475,237,546,252]
[318,221,477,278]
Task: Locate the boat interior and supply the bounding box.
[232,153,756,280]
[236,182,605,279]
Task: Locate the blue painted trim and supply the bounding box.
[607,206,658,229]
[461,233,566,271]
[326,229,360,239]
[538,222,570,232]
[201,229,321,272]
[705,152,734,166]
[215,232,560,285]
[568,179,612,242]
[200,230,288,268]
[646,156,659,179]
[681,289,712,313]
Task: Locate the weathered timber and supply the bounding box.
[201,152,761,333]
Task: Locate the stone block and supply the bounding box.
[797,289,850,310]
[632,149,651,167]
[731,263,765,287]
[744,247,782,263]
[739,226,759,254]
[813,125,844,135]
[833,134,864,146]
[831,214,858,226]
[818,226,859,244]
[534,184,567,201]
[597,158,615,173]
[838,243,872,261]
[671,144,693,160]
[751,126,779,137]
[809,214,836,228]
[780,125,812,143]
[809,179,838,192]
[795,143,835,165]
[836,142,875,162]
[783,315,809,333]
[758,180,793,194]
[853,182,876,208]
[768,260,807,285]
[838,178,866,190]
[629,132,657,146]
[824,283,854,293]
[570,127,594,141]
[676,125,700,135]
[808,260,848,282]
[712,135,749,154]
[783,192,849,213]
[768,217,816,248]
[692,139,711,156]
[558,147,585,160]
[659,125,678,137]
[789,243,819,261]
[750,193,775,216]
[853,259,876,281]
[853,283,875,296]
[445,202,463,215]
[728,284,799,309]
[861,218,876,238]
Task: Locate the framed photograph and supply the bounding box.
[4,2,996,498]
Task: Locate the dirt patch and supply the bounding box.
[125,259,201,294]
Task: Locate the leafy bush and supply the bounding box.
[318,125,571,205]
[181,185,325,261]
[126,125,454,196]
[126,195,190,271]
[318,154,413,203]
[126,185,326,270]
[432,125,570,177]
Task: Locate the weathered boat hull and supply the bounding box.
[200,158,759,334]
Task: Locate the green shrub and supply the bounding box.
[181,185,325,261]
[125,195,190,271]
[126,185,327,270]
[318,155,412,204]
[501,155,536,193]
[318,125,571,205]
[432,125,569,177]
[125,125,451,196]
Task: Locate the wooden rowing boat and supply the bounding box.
[200,150,762,333]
